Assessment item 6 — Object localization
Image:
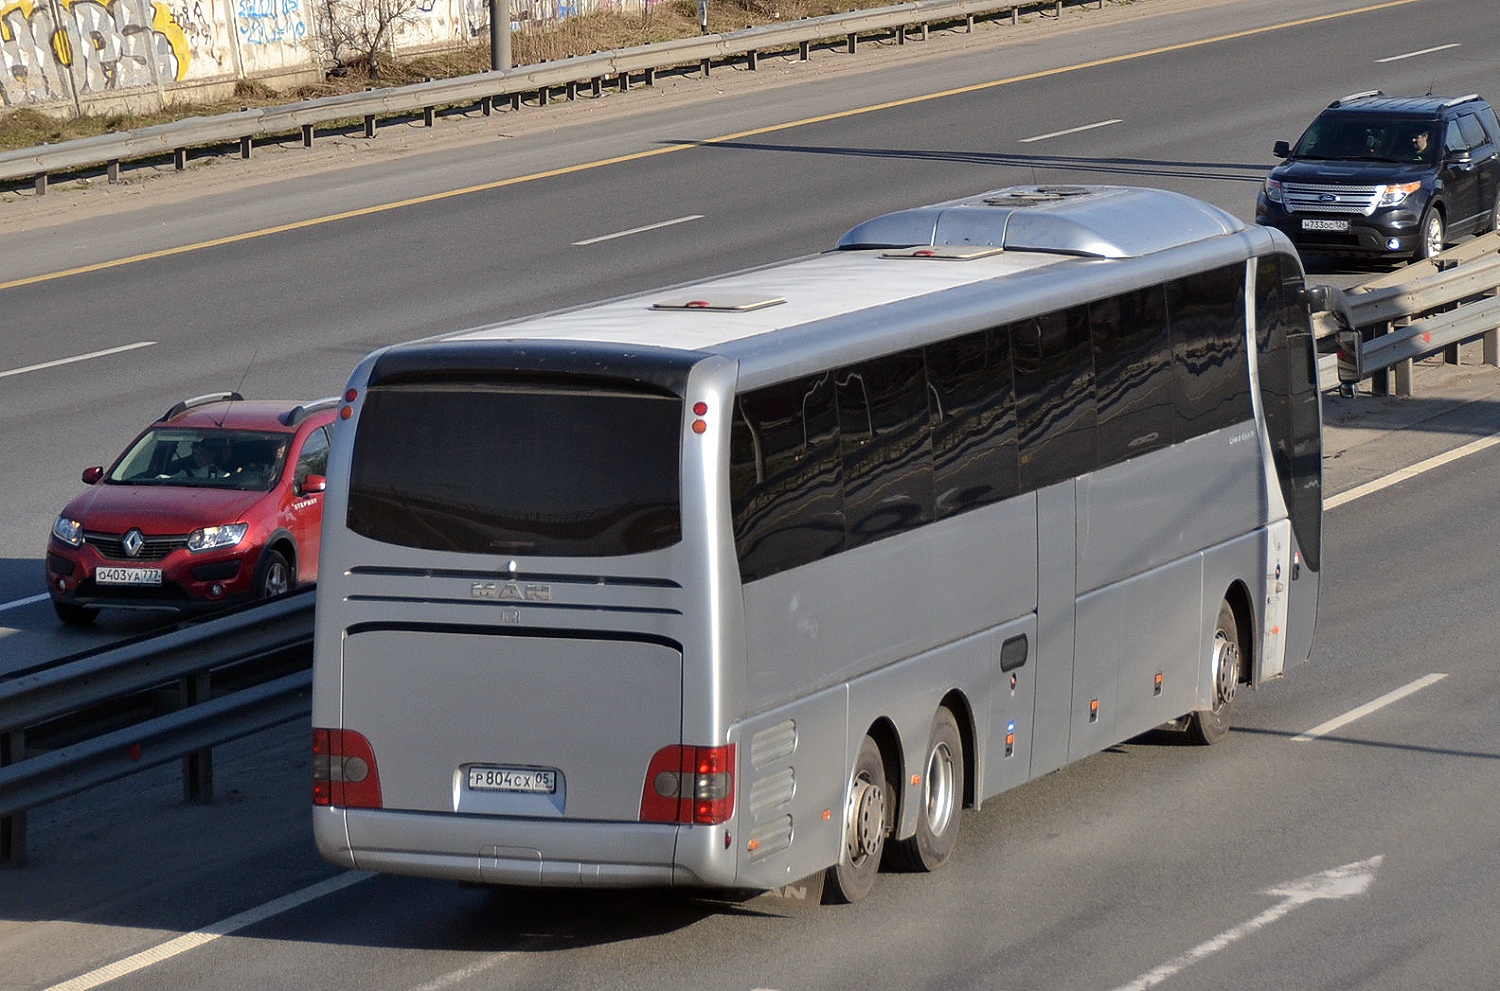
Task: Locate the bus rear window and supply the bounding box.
[347,381,682,556]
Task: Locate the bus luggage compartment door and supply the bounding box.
[340,628,683,821]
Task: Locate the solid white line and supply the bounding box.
[42,872,372,991]
[1018,119,1123,143]
[1377,43,1460,62]
[1326,432,1500,510]
[1291,673,1447,742]
[0,593,49,613]
[572,214,704,245]
[0,342,157,380]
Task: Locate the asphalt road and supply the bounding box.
[5,0,1500,988]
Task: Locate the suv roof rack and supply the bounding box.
[1329,90,1384,108]
[280,397,341,426]
[1438,93,1483,109]
[158,391,243,422]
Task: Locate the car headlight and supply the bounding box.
[52,516,83,547]
[187,522,249,553]
[1376,181,1421,207]
[1263,178,1284,204]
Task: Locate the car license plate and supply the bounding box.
[96,566,164,586]
[467,765,557,794]
[1301,218,1350,232]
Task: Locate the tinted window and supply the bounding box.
[1457,113,1488,151]
[348,381,682,556]
[1091,286,1174,465]
[926,328,1019,518]
[1255,253,1322,571]
[1013,306,1096,490]
[1168,265,1253,437]
[106,428,290,492]
[837,350,934,548]
[730,373,845,582]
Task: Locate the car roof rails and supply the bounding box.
[1328,90,1384,108]
[158,392,244,422]
[280,397,341,426]
[1438,94,1483,109]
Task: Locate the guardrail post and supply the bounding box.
[747,49,758,69]
[1485,328,1498,366]
[302,124,315,147]
[2,730,25,866]
[896,25,906,44]
[108,160,120,183]
[847,32,857,53]
[174,148,186,171]
[181,672,214,804]
[1394,357,1414,396]
[799,40,809,60]
[34,173,47,196]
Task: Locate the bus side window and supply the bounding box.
[1091,285,1174,466]
[1167,264,1253,439]
[926,326,1019,518]
[836,349,934,549]
[1013,306,1097,490]
[730,373,846,582]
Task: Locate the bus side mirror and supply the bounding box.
[1335,329,1364,385]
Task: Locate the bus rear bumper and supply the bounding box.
[315,806,735,888]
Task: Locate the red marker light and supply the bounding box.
[693,402,708,416]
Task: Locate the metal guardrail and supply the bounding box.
[0,0,1111,192]
[0,589,315,866]
[1315,231,1500,395]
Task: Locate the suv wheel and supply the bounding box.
[1418,209,1446,260]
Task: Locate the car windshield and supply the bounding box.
[1292,116,1438,164]
[106,428,291,491]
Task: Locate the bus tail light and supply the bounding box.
[640,744,736,824]
[313,728,383,809]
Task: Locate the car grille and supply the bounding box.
[1281,182,1383,216]
[83,530,189,562]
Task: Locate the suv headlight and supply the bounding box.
[52,516,83,547]
[1263,178,1284,204]
[1376,181,1422,207]
[188,522,249,553]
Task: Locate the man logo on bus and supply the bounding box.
[472,581,552,602]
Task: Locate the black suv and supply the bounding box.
[1257,92,1500,260]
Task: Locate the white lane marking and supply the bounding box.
[1018,119,1123,143]
[1326,431,1500,510]
[0,342,157,380]
[43,872,373,991]
[0,593,49,613]
[1107,857,1382,991]
[407,954,516,991]
[1377,43,1461,62]
[1291,673,1447,743]
[572,214,704,245]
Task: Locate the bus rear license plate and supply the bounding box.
[96,567,164,586]
[1301,218,1350,232]
[467,766,557,794]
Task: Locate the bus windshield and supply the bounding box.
[346,380,683,556]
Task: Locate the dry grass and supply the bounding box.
[0,0,906,151]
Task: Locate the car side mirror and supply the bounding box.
[81,466,104,484]
[1449,148,1473,165]
[301,474,327,495]
[1273,140,1291,159]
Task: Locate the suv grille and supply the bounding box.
[1281,182,1383,216]
[84,530,189,561]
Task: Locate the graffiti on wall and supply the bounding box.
[235,0,303,46]
[0,0,191,105]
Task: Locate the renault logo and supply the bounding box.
[121,528,144,558]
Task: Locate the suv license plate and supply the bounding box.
[467,766,557,794]
[96,566,164,586]
[1302,218,1350,232]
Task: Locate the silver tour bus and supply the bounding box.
[312,185,1325,903]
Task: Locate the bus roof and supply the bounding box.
[437,185,1260,389]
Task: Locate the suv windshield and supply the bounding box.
[107,428,291,491]
[1292,116,1439,164]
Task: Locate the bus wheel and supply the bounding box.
[886,708,963,873]
[1186,599,1241,745]
[823,735,890,904]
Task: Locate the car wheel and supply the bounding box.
[1417,208,1446,260]
[252,549,292,599]
[53,600,99,626]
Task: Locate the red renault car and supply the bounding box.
[45,392,338,626]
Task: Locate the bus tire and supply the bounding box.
[823,735,891,904]
[886,708,963,873]
[1186,598,1241,745]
